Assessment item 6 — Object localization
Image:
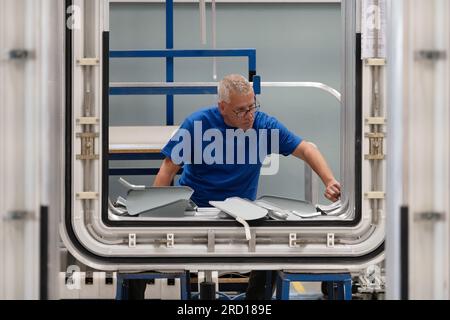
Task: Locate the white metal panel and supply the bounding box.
[404,0,450,300]
[0,0,28,300]
[39,0,65,300]
[60,0,386,276]
[23,0,42,300]
[0,0,63,300]
[386,0,404,300]
[0,0,5,300]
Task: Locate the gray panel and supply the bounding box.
[210,198,268,221]
[126,186,194,216]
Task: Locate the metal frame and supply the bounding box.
[0,0,57,300]
[61,0,385,273]
[385,0,403,300]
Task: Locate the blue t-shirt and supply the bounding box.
[161,106,302,207]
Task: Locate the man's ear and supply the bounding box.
[218,102,226,115]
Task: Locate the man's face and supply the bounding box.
[219,91,257,131]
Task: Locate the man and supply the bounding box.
[154,74,341,299]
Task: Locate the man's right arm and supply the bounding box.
[153,157,181,187]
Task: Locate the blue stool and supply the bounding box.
[276,272,352,300]
[116,272,189,300]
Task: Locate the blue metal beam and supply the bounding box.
[110,49,256,59]
[110,49,257,73]
[166,0,174,125]
[109,153,166,161]
[109,168,183,176]
[110,86,218,95]
[252,75,261,95]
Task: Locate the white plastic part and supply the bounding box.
[364,192,385,200]
[167,234,175,248]
[76,117,99,125]
[76,192,98,200]
[289,233,299,248]
[209,198,268,221]
[291,210,321,219]
[235,217,252,241]
[365,117,386,125]
[365,58,386,66]
[261,82,341,102]
[76,58,99,66]
[327,233,335,248]
[128,234,136,248]
[316,200,343,215]
[254,200,289,220]
[119,177,146,191]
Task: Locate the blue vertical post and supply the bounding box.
[166,0,174,125]
[344,279,352,300]
[180,273,188,300]
[115,274,124,300]
[275,272,290,300]
[327,282,335,300]
[337,283,345,300]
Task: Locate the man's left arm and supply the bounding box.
[292,141,341,202]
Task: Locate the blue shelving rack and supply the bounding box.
[108,0,261,175]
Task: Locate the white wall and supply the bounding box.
[387,0,450,300]
[0,0,64,300]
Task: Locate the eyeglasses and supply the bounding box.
[232,99,261,119]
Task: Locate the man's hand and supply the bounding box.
[325,180,341,203]
[292,142,341,203]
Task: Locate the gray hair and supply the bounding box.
[218,74,253,103]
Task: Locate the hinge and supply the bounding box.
[365,133,385,160]
[76,132,99,160]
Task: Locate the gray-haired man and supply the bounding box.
[153,74,341,299]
